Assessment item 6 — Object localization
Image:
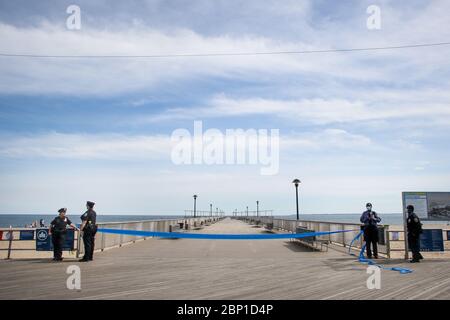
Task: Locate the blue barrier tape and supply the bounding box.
[96,226,412,273]
[348,230,412,274]
[348,230,364,256]
[97,227,358,240]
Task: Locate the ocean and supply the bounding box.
[0,214,185,228]
[0,213,408,228]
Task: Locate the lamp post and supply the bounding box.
[210,204,212,217]
[292,179,301,220]
[246,206,249,217]
[256,200,259,217]
[193,195,197,218]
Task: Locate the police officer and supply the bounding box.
[360,203,382,259]
[79,201,98,262]
[406,205,424,263]
[49,208,78,261]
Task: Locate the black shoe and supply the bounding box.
[78,258,89,262]
[373,256,379,259]
[410,259,420,263]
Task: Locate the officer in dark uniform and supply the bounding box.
[406,205,424,263]
[79,201,98,262]
[360,203,382,259]
[49,208,78,261]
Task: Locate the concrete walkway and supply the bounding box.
[1,218,449,299]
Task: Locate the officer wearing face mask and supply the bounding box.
[360,203,382,259]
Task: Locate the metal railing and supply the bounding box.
[237,216,391,257]
[1,217,222,259]
[0,227,81,259]
[79,217,220,255]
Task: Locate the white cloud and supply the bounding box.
[0,128,374,161]
[0,132,172,160]
[0,129,446,214]
[138,94,450,126]
[2,10,450,97]
[282,129,372,150]
[0,22,337,95]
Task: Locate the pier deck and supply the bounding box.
[1,218,449,299]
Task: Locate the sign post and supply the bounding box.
[6,227,13,260]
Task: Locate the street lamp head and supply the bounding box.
[292,179,301,187]
[193,195,197,199]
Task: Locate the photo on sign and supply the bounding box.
[427,193,450,221]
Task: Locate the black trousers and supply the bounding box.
[83,230,96,260]
[364,226,379,258]
[52,232,65,259]
[408,234,422,261]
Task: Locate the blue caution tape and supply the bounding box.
[348,230,413,274]
[97,227,358,240]
[97,227,412,273]
[348,229,364,256]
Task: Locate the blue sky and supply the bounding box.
[0,0,450,215]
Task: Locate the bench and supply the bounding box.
[168,223,184,233]
[167,223,186,239]
[292,227,329,252]
[264,223,274,231]
[252,220,263,228]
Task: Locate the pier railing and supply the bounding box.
[241,217,450,259]
[1,217,221,259]
[91,217,220,255]
[238,216,391,257]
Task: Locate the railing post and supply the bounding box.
[385,225,391,258]
[6,227,13,260]
[119,224,124,247]
[76,229,81,258]
[101,230,105,251]
[342,224,346,247]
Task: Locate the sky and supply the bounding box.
[0,0,450,215]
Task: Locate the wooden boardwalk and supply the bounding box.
[1,218,449,300]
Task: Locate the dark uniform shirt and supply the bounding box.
[360,210,381,226]
[407,213,422,237]
[80,209,97,225]
[50,216,72,233]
